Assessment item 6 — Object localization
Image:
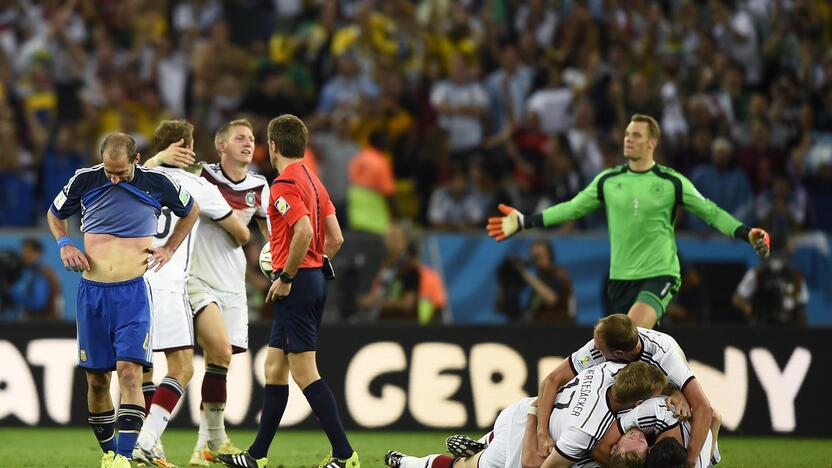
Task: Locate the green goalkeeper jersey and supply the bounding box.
[541,164,744,280]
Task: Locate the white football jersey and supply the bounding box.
[549,361,626,466]
[145,166,233,291]
[189,163,269,293]
[619,397,716,468]
[570,327,695,389]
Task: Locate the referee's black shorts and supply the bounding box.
[269,268,326,353]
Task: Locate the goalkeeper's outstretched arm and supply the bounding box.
[487,172,607,241]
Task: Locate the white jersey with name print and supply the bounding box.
[619,397,717,468]
[549,361,627,467]
[189,162,269,293]
[145,166,233,291]
[570,327,695,389]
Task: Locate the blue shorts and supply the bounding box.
[270,268,326,353]
[76,276,153,372]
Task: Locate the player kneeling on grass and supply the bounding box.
[386,361,666,468]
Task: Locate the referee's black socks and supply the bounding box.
[303,379,353,459]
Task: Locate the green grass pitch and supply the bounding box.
[0,428,829,467]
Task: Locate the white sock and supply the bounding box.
[401,455,441,468]
[137,428,156,451]
[203,402,227,449]
[194,410,210,450]
[143,404,172,445]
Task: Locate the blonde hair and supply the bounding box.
[214,119,254,148]
[610,450,646,468]
[612,362,667,404]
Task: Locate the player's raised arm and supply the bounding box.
[677,170,771,257]
[143,139,196,169]
[487,169,609,241]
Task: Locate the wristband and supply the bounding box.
[734,225,752,243]
[57,236,73,248]
[527,405,537,415]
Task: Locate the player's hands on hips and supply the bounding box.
[146,246,174,272]
[537,431,554,459]
[155,139,195,168]
[60,245,90,272]
[665,390,691,421]
[487,204,524,241]
[748,228,771,258]
[266,278,292,302]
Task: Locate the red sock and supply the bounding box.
[431,455,455,468]
[202,364,227,403]
[153,377,184,412]
[142,382,156,416]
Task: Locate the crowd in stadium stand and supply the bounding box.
[0,0,829,325]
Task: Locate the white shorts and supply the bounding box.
[187,276,249,352]
[149,287,194,351]
[478,397,535,468]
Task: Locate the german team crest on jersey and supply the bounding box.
[652,183,663,194]
[275,196,290,215]
[245,191,256,207]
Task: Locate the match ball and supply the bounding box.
[259,243,273,278]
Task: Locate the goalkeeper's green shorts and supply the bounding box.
[607,275,681,321]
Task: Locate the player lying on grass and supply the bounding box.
[444,384,721,468]
[385,361,667,468]
[488,114,771,330]
[533,314,712,468]
[611,397,723,468]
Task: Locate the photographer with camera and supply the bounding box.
[496,239,575,323]
[732,235,808,327]
[7,238,60,321]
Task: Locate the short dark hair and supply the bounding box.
[100,133,137,160]
[645,437,687,468]
[595,314,639,352]
[21,238,42,254]
[268,114,309,158]
[630,114,661,141]
[154,120,194,154]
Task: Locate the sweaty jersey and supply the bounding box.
[51,164,193,237]
[619,397,717,468]
[570,327,695,390]
[549,362,626,466]
[189,162,269,294]
[268,161,335,271]
[145,166,233,292]
[540,164,744,280]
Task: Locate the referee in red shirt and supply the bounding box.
[218,115,357,468]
